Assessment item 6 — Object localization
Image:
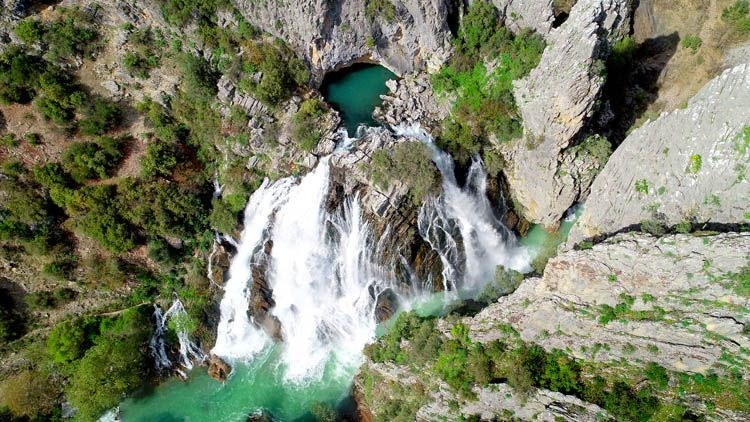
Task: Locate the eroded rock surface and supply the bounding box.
[473,232,750,375]
[504,0,631,227]
[232,0,453,80]
[568,63,750,246]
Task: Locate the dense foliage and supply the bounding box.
[14,7,100,62]
[364,312,715,421]
[432,0,545,163]
[237,41,310,107]
[369,141,440,205]
[292,98,326,152]
[723,0,750,35]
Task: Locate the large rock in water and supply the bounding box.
[207,354,232,382]
[567,63,750,246]
[232,0,453,80]
[503,0,631,227]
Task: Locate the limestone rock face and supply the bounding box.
[567,63,750,246]
[505,0,631,227]
[491,0,556,37]
[373,72,451,130]
[232,0,453,80]
[472,232,750,376]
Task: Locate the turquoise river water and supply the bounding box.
[117,64,578,421]
[321,64,396,136]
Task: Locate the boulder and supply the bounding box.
[207,354,232,382]
[504,0,631,227]
[567,63,750,246]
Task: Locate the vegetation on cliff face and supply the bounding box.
[362,311,750,421]
[369,141,440,205]
[431,0,545,164]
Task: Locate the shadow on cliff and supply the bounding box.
[600,31,680,147]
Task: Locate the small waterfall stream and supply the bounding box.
[150,297,206,377]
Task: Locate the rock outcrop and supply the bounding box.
[357,231,750,420]
[473,232,750,375]
[504,0,631,227]
[207,354,232,382]
[491,0,557,37]
[567,63,750,246]
[232,0,453,81]
[373,73,451,130]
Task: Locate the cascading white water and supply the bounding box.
[211,158,394,381]
[212,177,293,360]
[150,297,206,376]
[393,123,531,293]
[210,124,531,383]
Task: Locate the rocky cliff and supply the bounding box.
[232,0,453,81]
[568,62,750,246]
[357,231,750,420]
[503,0,631,227]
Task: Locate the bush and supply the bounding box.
[64,185,136,252]
[291,98,325,152]
[365,0,397,23]
[141,138,180,178]
[723,0,750,34]
[680,34,702,52]
[369,142,439,205]
[78,97,122,135]
[47,319,91,364]
[14,19,44,45]
[61,138,123,183]
[0,47,45,104]
[209,198,238,233]
[0,369,59,418]
[118,178,209,239]
[239,42,309,106]
[67,309,152,421]
[44,7,100,62]
[645,362,670,389]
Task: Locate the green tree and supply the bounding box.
[369,142,439,205]
[67,309,152,421]
[47,319,90,364]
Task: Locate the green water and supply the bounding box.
[119,346,355,421]
[118,211,580,420]
[321,64,396,136]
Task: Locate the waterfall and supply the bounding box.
[210,123,531,383]
[393,123,531,293]
[211,157,394,381]
[150,296,206,376]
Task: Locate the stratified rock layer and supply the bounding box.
[568,63,750,246]
[474,232,750,375]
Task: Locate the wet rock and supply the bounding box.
[374,289,398,323]
[207,354,232,382]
